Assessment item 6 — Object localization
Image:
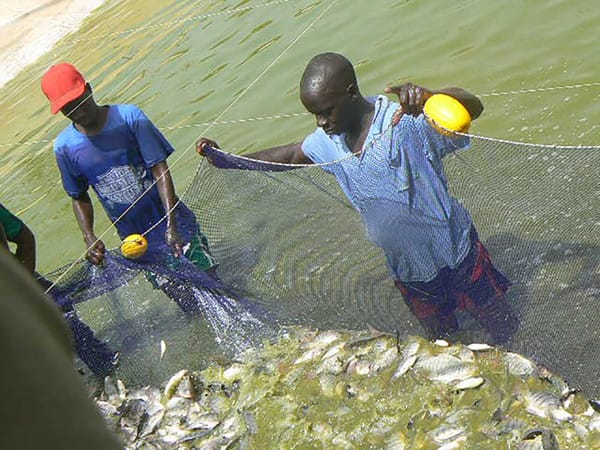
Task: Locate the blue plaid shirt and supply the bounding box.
[302,95,473,282]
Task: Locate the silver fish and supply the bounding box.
[163,369,189,401]
[588,416,600,432]
[438,438,467,450]
[455,376,484,390]
[175,374,196,400]
[321,342,345,360]
[160,339,167,360]
[372,347,399,372]
[467,343,493,351]
[401,341,420,358]
[417,354,475,383]
[138,402,165,438]
[431,424,465,444]
[186,412,220,431]
[294,346,325,364]
[525,391,571,421]
[392,355,418,379]
[505,352,537,377]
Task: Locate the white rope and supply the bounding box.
[69,0,292,43]
[477,82,600,97]
[4,78,600,150]
[456,130,600,150]
[162,112,310,130]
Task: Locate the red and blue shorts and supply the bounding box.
[394,228,512,332]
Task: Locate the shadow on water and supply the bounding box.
[485,232,600,399]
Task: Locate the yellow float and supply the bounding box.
[120,233,148,259]
[424,93,471,135]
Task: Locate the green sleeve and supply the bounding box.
[0,204,24,241]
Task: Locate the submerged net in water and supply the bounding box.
[45,247,277,386]
[44,124,599,401]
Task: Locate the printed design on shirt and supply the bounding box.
[95,164,153,207]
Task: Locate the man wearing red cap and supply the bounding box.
[41,63,218,315]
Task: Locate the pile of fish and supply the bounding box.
[94,327,600,449]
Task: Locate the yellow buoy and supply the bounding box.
[120,233,148,259]
[423,93,471,135]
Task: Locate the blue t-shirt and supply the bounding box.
[302,95,473,283]
[54,104,196,242]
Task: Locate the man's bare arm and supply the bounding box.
[151,161,183,256]
[435,87,484,120]
[72,193,105,265]
[197,138,313,165]
[0,223,8,250]
[385,83,484,122]
[244,142,312,164]
[12,223,36,273]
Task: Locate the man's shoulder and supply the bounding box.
[301,128,344,164]
[111,103,143,119]
[302,127,329,152]
[54,125,77,153]
[112,103,141,113]
[304,127,327,143]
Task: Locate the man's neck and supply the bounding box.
[74,105,109,136]
[345,99,375,153]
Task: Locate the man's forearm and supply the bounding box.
[13,225,36,273]
[245,142,311,164]
[0,223,8,249]
[151,161,178,228]
[72,194,106,265]
[72,194,96,239]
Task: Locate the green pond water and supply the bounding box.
[0,0,597,270]
[1,0,599,411]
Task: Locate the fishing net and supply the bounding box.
[43,125,599,401]
[182,135,599,400]
[44,246,277,386]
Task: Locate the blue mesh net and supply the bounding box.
[44,246,277,385]
[42,130,599,402]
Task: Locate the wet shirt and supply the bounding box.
[54,104,187,239]
[0,203,23,240]
[301,95,473,283]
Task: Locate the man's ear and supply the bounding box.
[346,83,359,101]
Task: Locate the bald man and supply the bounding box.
[197,52,518,344]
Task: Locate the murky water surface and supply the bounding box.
[1,0,597,269]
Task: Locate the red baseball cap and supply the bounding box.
[41,63,87,114]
